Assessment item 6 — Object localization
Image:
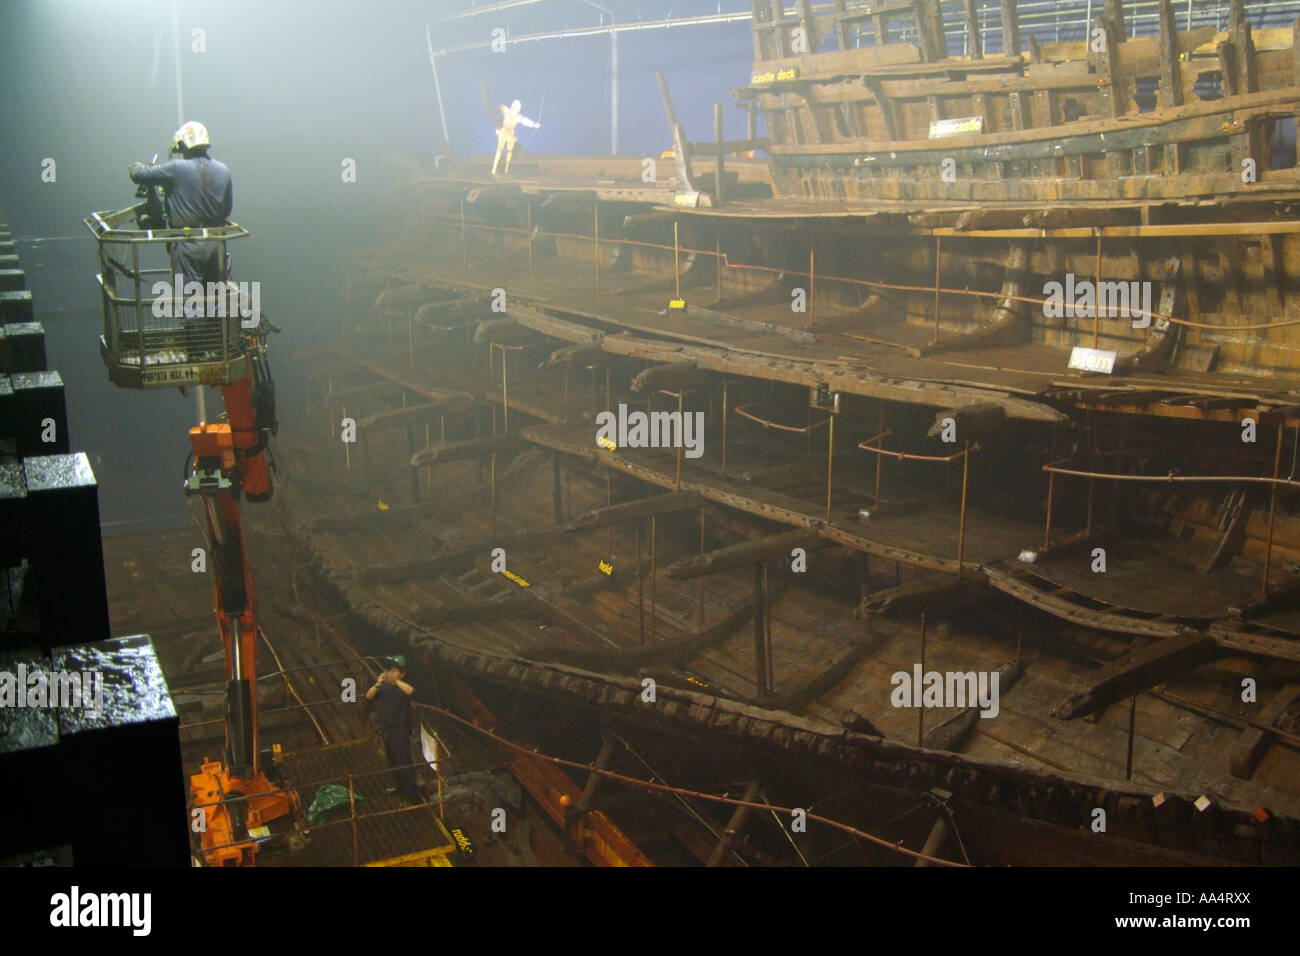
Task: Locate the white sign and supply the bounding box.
[1068,346,1117,375]
[928,115,984,138]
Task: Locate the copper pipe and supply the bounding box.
[698,510,706,625]
[957,441,970,576]
[734,403,829,433]
[917,613,927,746]
[1042,460,1300,490]
[674,220,681,300]
[527,203,534,280]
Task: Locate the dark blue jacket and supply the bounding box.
[130,156,233,227]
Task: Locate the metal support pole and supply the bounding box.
[918,612,927,746]
[714,102,726,204]
[698,510,706,625]
[409,309,415,371]
[502,346,510,434]
[932,235,942,345]
[809,243,816,329]
[594,205,601,296]
[576,731,618,812]
[342,402,351,478]
[461,195,468,275]
[674,220,681,300]
[564,366,570,421]
[440,415,447,495]
[605,365,612,413]
[1125,694,1137,780]
[650,514,658,643]
[875,402,884,507]
[825,411,835,522]
[636,518,645,644]
[1093,232,1102,348]
[721,380,729,478]
[1043,470,1055,550]
[1262,423,1284,597]
[675,391,684,488]
[527,202,534,280]
[552,453,563,525]
[753,562,768,699]
[956,441,970,576]
[705,781,760,867]
[715,225,722,301]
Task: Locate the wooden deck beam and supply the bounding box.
[1229,683,1300,779]
[566,491,704,532]
[1052,632,1219,720]
[665,529,824,580]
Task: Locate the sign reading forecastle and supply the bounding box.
[595,403,705,459]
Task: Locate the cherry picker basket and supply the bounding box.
[84,201,255,389]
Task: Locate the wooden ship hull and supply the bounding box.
[273,1,1300,865]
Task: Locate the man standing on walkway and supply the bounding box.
[366,655,420,803]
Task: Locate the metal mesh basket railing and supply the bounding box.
[85,202,252,386]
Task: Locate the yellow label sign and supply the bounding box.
[501,569,530,588]
[598,560,614,575]
[751,66,798,84]
[451,828,475,855]
[668,299,686,310]
[597,435,617,451]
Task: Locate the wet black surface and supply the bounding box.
[52,634,175,735]
[0,651,58,754]
[21,450,94,493]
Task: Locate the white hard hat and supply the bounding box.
[510,99,522,113]
[172,120,210,151]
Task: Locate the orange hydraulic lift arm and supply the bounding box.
[184,346,275,777]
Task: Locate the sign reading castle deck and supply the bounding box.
[595,403,705,459]
[751,66,798,85]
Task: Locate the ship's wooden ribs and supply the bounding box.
[1156,0,1182,110]
[322,380,403,404]
[566,491,703,532]
[1115,259,1183,375]
[680,303,817,343]
[473,318,529,345]
[410,434,525,468]
[961,0,981,59]
[466,184,522,205]
[630,361,706,393]
[356,397,474,432]
[706,781,761,867]
[919,242,1029,356]
[862,78,898,140]
[415,295,489,330]
[666,529,825,580]
[542,340,604,370]
[1229,683,1300,780]
[505,307,1067,424]
[523,587,767,669]
[764,633,879,713]
[349,526,570,586]
[575,731,619,813]
[985,565,1187,639]
[856,574,984,617]
[924,662,1023,753]
[407,565,638,627]
[656,70,701,194]
[1051,632,1219,720]
[1198,489,1255,575]
[1229,574,1300,620]
[373,283,441,312]
[925,402,1004,440]
[1208,624,1300,664]
[1104,0,1125,39]
[1000,0,1019,58]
